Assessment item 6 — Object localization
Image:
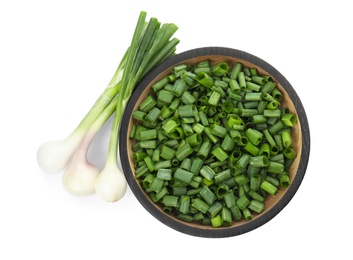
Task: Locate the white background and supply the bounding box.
[1,0,352,259]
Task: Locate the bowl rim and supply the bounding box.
[119,46,310,238]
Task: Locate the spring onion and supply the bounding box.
[37,11,180,202]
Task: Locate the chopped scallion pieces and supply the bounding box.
[130,59,298,227]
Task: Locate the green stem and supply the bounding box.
[76,94,120,162]
[120,12,147,92]
[106,108,122,165]
[108,12,179,164]
[71,48,128,139]
[138,38,179,81]
[72,82,118,138]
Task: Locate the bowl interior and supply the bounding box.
[123,51,303,235]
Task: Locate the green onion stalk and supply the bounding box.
[96,13,179,202]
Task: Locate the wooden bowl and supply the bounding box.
[119,47,310,237]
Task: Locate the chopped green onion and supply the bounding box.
[280,174,291,188]
[237,195,250,210]
[212,62,229,76]
[211,215,223,227]
[192,198,210,214]
[178,105,195,117]
[260,180,278,195]
[200,186,217,205]
[211,146,229,162]
[248,200,264,213]
[139,129,157,141]
[157,169,172,180]
[283,147,297,159]
[162,195,180,207]
[208,91,222,106]
[208,202,223,218]
[174,168,194,184]
[130,59,298,227]
[250,155,270,167]
[196,72,214,88]
[200,165,215,181]
[179,195,191,214]
[282,113,297,127]
[268,161,285,174]
[175,143,194,161]
[221,207,232,226]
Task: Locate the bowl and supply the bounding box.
[119,47,310,237]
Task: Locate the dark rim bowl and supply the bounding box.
[119,47,310,238]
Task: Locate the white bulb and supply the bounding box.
[37,140,75,173]
[62,159,99,196]
[37,134,81,173]
[95,163,127,202]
